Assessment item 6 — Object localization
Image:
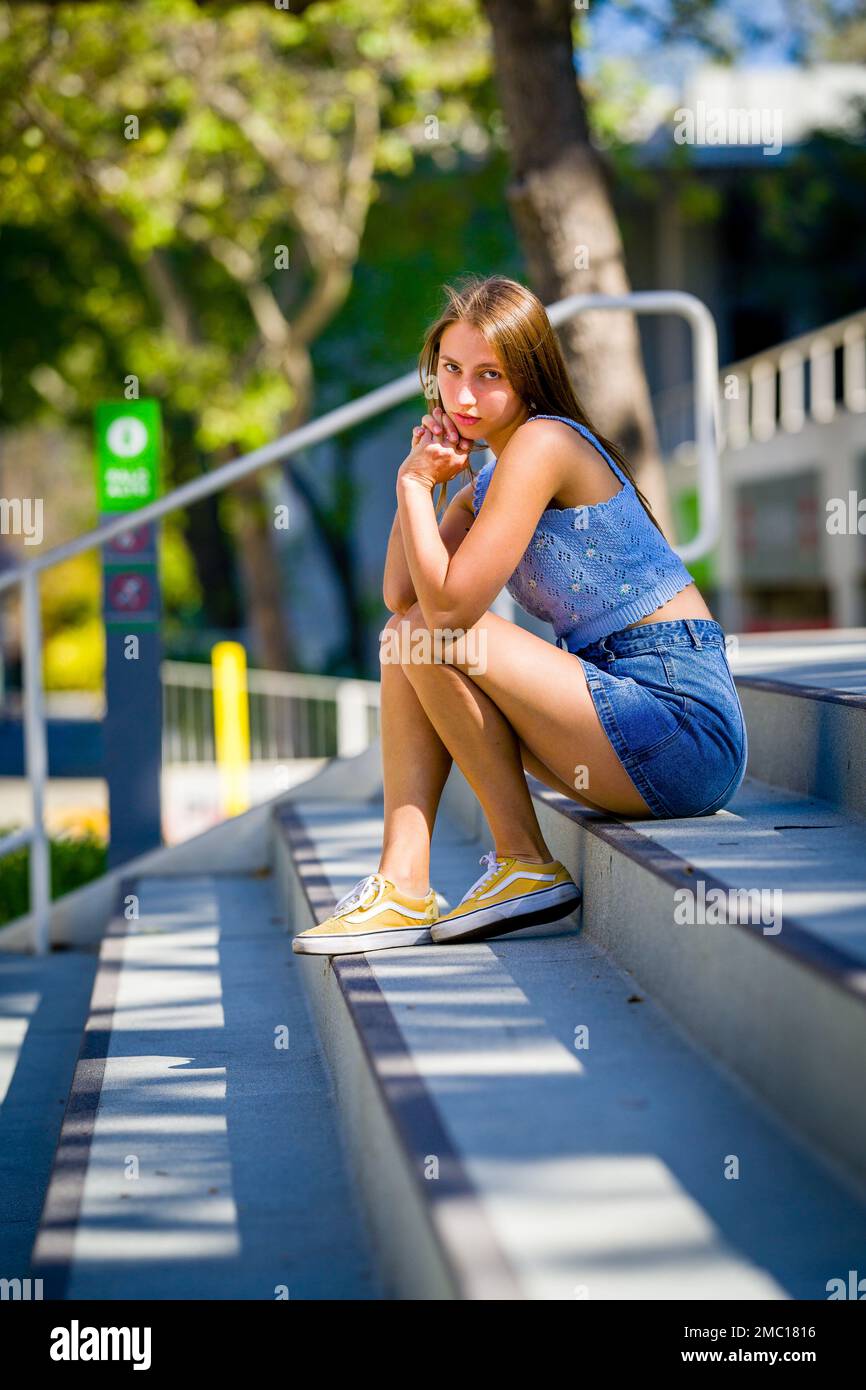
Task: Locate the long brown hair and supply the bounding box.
[417,272,665,535]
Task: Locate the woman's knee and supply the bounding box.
[379,607,429,674]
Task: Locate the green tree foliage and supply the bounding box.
[0,0,497,666]
[0,0,497,442]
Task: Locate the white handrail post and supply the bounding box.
[22,570,50,954]
[336,679,371,758]
[725,371,750,449]
[779,349,805,433]
[689,293,723,565]
[544,290,721,563]
[750,360,777,441]
[810,336,836,423]
[842,325,866,413]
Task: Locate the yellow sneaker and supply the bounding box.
[292,872,439,956]
[431,851,581,944]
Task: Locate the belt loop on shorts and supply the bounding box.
[685,618,702,649]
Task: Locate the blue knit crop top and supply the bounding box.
[470,414,696,652]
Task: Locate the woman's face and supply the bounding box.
[436,321,528,448]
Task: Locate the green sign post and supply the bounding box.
[95,399,163,866]
[95,400,161,512]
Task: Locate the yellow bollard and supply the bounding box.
[212,641,251,817]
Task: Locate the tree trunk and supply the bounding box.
[285,433,369,675]
[482,0,677,540]
[220,457,297,671]
[184,488,243,632]
[170,419,243,631]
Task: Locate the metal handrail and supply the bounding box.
[0,290,720,951]
[543,291,720,562]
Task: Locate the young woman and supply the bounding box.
[293,275,748,955]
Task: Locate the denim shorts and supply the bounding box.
[560,617,749,819]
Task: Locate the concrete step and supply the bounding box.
[274,791,866,1300]
[728,628,866,815]
[444,757,866,1196]
[20,872,382,1299]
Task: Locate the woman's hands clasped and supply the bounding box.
[398,405,473,492]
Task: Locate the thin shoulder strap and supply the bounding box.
[527,413,632,489]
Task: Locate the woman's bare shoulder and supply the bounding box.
[518,416,598,459]
[517,417,622,508]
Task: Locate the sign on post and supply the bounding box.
[95,402,161,512]
[96,401,163,867]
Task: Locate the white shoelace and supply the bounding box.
[333,873,388,916]
[458,850,505,905]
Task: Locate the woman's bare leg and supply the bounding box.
[376,627,454,898]
[399,643,554,866]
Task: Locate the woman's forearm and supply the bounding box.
[395,476,451,628]
[382,507,417,610]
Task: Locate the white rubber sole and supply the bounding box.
[292,924,436,956]
[431,880,582,944]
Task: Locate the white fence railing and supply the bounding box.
[161,661,380,764]
[654,307,866,458]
